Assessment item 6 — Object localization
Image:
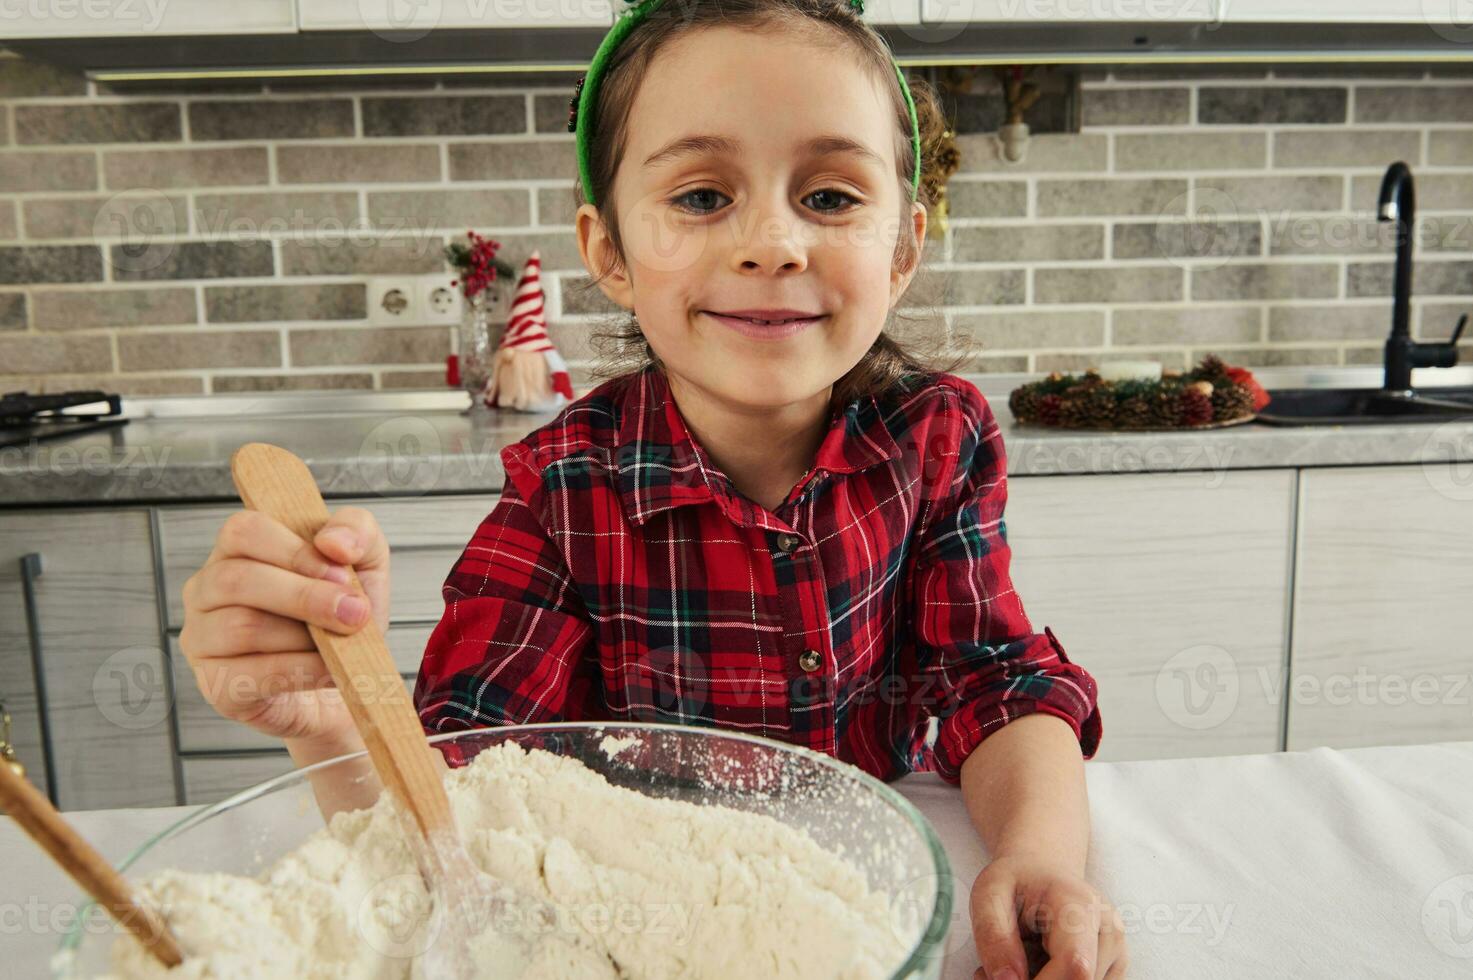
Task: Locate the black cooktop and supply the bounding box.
[0,390,128,450]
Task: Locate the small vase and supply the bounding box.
[457,291,496,399]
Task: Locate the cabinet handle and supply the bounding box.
[19,552,58,806]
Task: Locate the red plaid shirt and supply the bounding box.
[414,365,1101,784]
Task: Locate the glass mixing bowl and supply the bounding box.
[56,722,953,979]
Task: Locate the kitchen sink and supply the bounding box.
[1256,386,1473,425]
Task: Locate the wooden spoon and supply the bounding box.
[0,763,184,969]
[229,441,509,975]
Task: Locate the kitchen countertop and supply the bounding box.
[3,367,1473,506]
[7,738,1473,979]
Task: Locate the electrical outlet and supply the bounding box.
[418,274,462,325]
[367,277,422,326]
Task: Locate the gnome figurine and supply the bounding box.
[483,250,575,413]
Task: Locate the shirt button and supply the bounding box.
[776,532,802,554]
[798,649,823,673]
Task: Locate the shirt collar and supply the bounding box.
[612,364,901,529]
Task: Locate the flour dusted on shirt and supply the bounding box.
[99,741,912,979]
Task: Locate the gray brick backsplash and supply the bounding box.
[0,56,1468,395]
[1115,132,1268,172]
[956,133,1107,173]
[954,223,1104,263]
[1269,304,1390,342]
[1429,131,1473,167]
[449,140,577,181]
[24,194,188,241]
[105,147,268,190]
[953,309,1105,349]
[1350,173,1473,213]
[15,103,181,145]
[206,283,367,323]
[213,372,374,392]
[33,287,197,330]
[1273,129,1421,169]
[281,237,446,276]
[362,96,526,137]
[0,245,103,284]
[1197,87,1348,125]
[111,240,274,281]
[1080,87,1189,127]
[1113,306,1261,346]
[368,189,531,230]
[0,152,97,193]
[277,144,442,184]
[1348,260,1473,298]
[193,191,361,234]
[188,100,354,141]
[1037,178,1188,218]
[0,334,112,374]
[0,292,25,331]
[946,180,1028,219]
[289,325,451,366]
[119,330,282,371]
[1194,175,1344,214]
[1035,266,1184,304]
[1193,262,1340,301]
[1355,86,1473,123]
[1113,219,1263,260]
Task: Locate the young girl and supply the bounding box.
[180,1,1127,976]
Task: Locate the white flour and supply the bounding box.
[97,741,913,979]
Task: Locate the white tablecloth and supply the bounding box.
[7,740,1473,979]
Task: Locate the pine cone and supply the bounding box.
[1212,382,1255,421]
[1009,384,1042,423]
[1057,379,1116,428]
[1179,387,1214,426]
[1116,395,1153,428]
[1037,393,1063,426]
[1148,383,1184,426]
[1193,354,1233,388]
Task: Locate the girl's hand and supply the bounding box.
[178,506,391,749]
[969,852,1130,979]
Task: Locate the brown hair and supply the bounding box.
[570,0,969,411]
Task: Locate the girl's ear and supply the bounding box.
[576,202,636,311]
[889,200,928,308]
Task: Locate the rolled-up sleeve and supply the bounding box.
[909,381,1102,784]
[413,443,598,750]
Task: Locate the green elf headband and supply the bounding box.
[567,0,922,207]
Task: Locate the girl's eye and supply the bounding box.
[668,187,862,215]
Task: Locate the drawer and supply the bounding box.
[181,753,295,806]
[157,496,499,628]
[169,624,431,753]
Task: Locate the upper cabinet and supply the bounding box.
[298,0,613,30]
[0,0,294,38]
[1217,0,1466,23]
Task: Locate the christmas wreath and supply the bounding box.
[1008,355,1271,430]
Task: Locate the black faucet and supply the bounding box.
[1376,161,1466,394]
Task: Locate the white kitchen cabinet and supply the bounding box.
[1004,469,1297,762]
[1287,464,1473,751]
[298,0,614,31]
[1216,0,1465,23]
[0,510,177,811]
[921,0,1213,24]
[0,0,295,39]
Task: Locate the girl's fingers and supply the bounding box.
[314,506,389,572]
[180,605,313,662]
[1029,881,1101,980]
[202,508,349,583]
[191,651,336,724]
[188,557,371,633]
[970,870,1029,980]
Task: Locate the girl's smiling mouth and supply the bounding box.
[700,309,828,340]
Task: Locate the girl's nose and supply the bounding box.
[727,199,812,275]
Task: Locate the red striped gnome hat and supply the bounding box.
[501,250,555,354]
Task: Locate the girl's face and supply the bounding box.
[576,25,927,413]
